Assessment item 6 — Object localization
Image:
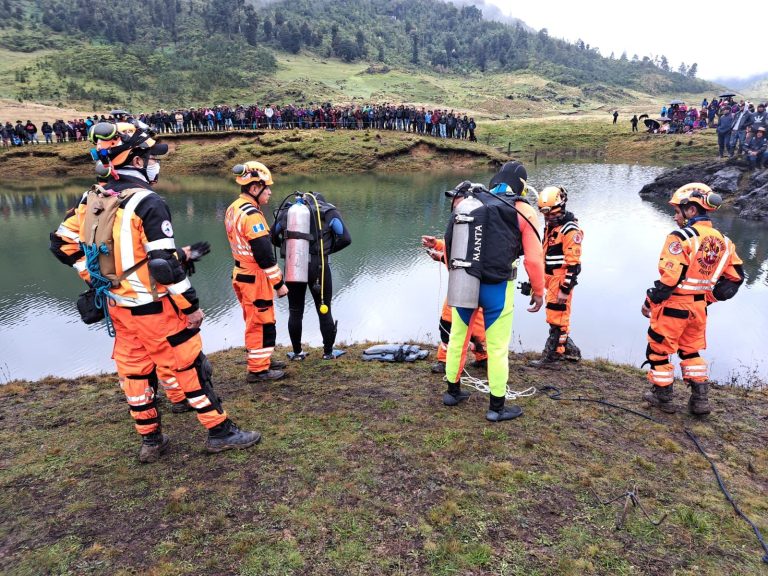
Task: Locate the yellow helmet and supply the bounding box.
[538,185,567,214]
[669,183,721,212]
[233,161,273,186]
[88,120,166,168]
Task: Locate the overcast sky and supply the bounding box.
[479,1,761,81]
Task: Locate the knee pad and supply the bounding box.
[190,352,223,413]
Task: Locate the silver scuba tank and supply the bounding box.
[447,194,483,308]
[285,200,311,283]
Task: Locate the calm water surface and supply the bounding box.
[1,164,766,383]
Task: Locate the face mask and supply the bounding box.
[146,162,160,183]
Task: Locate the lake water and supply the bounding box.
[1,164,766,383]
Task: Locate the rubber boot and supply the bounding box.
[528,325,563,368]
[138,431,170,464]
[205,420,262,453]
[431,361,446,374]
[246,369,285,382]
[485,394,523,422]
[471,358,488,369]
[643,384,676,414]
[563,337,582,362]
[687,380,711,416]
[443,380,470,406]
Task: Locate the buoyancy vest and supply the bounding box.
[444,192,523,284]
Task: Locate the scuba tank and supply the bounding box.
[285,199,311,282]
[447,194,483,308]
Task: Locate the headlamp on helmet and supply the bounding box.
[669,183,722,212]
[538,185,567,214]
[233,161,273,186]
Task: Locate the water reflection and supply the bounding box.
[1,165,766,384]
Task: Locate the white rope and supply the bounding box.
[456,370,537,401]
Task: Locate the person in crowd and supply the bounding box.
[631,115,638,132]
[441,161,544,422]
[730,102,753,157]
[41,121,53,144]
[49,120,261,462]
[641,183,744,415]
[716,106,734,158]
[745,126,767,170]
[528,186,583,368]
[271,192,352,361]
[751,103,767,131]
[224,161,288,381]
[613,110,619,124]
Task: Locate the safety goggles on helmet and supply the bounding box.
[669,183,722,212]
[233,161,273,186]
[537,185,567,214]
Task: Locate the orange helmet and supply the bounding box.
[233,161,273,186]
[669,183,721,212]
[538,185,567,214]
[88,120,166,168]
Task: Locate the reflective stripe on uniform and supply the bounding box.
[167,277,192,295]
[73,260,87,272]
[650,370,674,384]
[144,238,176,252]
[120,190,154,296]
[56,224,80,240]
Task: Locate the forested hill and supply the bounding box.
[0,0,716,108]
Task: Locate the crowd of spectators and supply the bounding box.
[1,102,479,148]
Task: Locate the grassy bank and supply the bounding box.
[0,117,720,181]
[1,344,766,575]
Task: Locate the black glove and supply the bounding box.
[184,241,211,276]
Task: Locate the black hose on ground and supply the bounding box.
[538,385,768,565]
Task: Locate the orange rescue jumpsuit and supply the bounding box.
[543,215,583,354]
[50,194,189,407]
[645,220,743,387]
[225,194,284,373]
[432,238,487,366]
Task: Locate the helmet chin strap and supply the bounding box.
[247,182,265,203]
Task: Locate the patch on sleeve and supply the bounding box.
[252,223,266,233]
[161,220,174,237]
[668,241,683,255]
[572,231,583,244]
[665,262,675,269]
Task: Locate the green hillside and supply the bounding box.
[0,0,719,111]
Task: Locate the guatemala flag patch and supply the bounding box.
[252,223,265,233]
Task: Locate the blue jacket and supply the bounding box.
[717,113,735,134]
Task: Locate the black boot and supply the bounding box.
[431,361,446,374]
[138,431,170,464]
[170,400,192,414]
[486,394,523,422]
[563,336,581,362]
[205,419,262,453]
[443,380,470,406]
[246,369,285,382]
[643,384,676,413]
[528,325,563,368]
[687,380,711,416]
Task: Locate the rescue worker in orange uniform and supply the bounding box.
[224,161,289,381]
[642,183,744,415]
[420,235,488,374]
[50,199,197,414]
[529,186,583,368]
[51,120,261,462]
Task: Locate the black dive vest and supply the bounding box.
[445,192,523,283]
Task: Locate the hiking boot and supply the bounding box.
[443,381,470,406]
[205,420,261,453]
[270,359,287,370]
[471,358,488,369]
[138,432,170,464]
[485,394,523,422]
[563,337,582,362]
[431,361,446,374]
[643,384,676,414]
[687,380,711,416]
[246,369,285,382]
[170,400,193,414]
